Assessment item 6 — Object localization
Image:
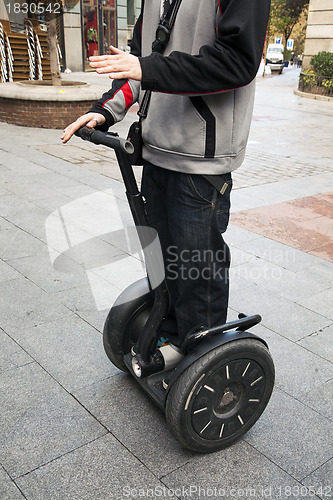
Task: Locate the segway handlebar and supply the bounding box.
[75,126,134,155]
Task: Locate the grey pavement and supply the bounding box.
[0,67,332,499]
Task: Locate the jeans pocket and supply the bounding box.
[187,174,218,205]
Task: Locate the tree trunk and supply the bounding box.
[47,7,61,86]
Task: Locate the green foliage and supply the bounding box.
[299,69,333,97]
[285,49,292,61]
[323,78,333,90]
[310,52,333,78]
[301,69,316,87]
[270,0,309,37]
[268,0,309,59]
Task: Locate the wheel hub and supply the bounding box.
[219,390,235,406]
[213,381,244,418]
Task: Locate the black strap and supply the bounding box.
[137,90,152,120]
[160,0,176,27]
[160,0,183,33]
[138,0,182,120]
[167,0,183,28]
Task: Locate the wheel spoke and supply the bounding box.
[200,421,212,434]
[237,415,244,425]
[193,407,208,414]
[203,384,215,393]
[250,376,263,386]
[242,362,251,377]
[226,364,230,380]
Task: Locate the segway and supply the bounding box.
[75,126,275,453]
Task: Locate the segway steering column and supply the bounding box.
[75,126,169,378]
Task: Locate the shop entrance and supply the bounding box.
[82,0,116,69]
[101,0,117,55]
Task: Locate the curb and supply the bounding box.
[0,81,105,128]
[0,81,104,102]
[294,89,333,102]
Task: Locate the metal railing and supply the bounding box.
[298,72,333,98]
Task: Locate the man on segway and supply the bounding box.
[62,0,274,452]
[62,0,271,347]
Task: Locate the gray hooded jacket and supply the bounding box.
[90,0,271,175]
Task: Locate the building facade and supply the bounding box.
[303,0,333,69]
[0,0,141,73]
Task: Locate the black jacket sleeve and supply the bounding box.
[88,5,143,129]
[139,0,271,94]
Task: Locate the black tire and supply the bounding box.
[103,304,151,371]
[103,280,153,372]
[165,339,274,453]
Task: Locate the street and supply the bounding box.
[0,66,332,499]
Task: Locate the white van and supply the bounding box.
[266,44,284,74]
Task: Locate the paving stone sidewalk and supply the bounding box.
[0,67,332,499]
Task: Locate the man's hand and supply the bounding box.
[89,46,142,81]
[61,112,106,144]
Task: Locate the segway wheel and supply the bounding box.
[166,339,274,453]
[103,303,152,372]
[103,279,153,372]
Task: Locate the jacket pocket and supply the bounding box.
[189,97,216,158]
[143,94,207,157]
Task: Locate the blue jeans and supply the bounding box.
[141,161,232,345]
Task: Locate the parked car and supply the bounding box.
[266,44,284,74]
